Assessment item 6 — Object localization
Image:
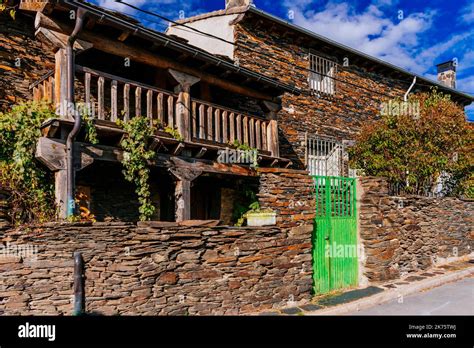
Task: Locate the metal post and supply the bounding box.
[73,252,85,315]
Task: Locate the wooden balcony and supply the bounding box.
[33,66,280,158]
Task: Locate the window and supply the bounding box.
[306,135,344,177]
[309,53,337,95]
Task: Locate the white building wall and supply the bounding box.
[166,15,238,60]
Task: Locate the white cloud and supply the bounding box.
[284,1,474,77]
[457,75,474,93]
[460,2,474,23]
[94,0,147,13]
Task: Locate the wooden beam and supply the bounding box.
[172,143,185,156]
[35,27,93,51]
[195,147,207,158]
[35,13,276,102]
[117,31,131,42]
[36,137,258,176]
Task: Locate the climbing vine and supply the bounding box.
[82,111,98,145]
[0,0,16,20]
[0,101,56,224]
[118,117,156,221]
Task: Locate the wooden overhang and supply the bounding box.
[32,0,300,103]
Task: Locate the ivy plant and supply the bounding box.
[0,0,16,20]
[118,117,156,221]
[0,101,56,224]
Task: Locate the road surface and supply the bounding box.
[351,276,474,315]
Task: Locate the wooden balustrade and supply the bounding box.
[75,65,178,127]
[32,65,280,157]
[191,99,276,153]
[32,72,55,104]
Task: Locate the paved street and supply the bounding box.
[350,276,474,315]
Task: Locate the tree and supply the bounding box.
[349,88,473,197]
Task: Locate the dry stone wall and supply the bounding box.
[359,177,474,282]
[0,220,313,315]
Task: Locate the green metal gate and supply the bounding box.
[312,176,358,294]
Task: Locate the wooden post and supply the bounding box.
[169,166,201,222]
[73,252,85,316]
[54,49,68,118]
[168,69,200,142]
[55,169,68,219]
[261,101,282,158]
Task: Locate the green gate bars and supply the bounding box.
[312,176,358,294]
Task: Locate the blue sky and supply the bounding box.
[91,0,474,120]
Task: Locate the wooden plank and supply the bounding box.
[192,101,197,138]
[147,90,153,126]
[222,111,228,143]
[123,83,130,122]
[229,113,235,143]
[167,95,174,128]
[111,80,118,122]
[243,116,249,145]
[255,119,261,150]
[236,114,242,143]
[207,106,213,141]
[33,87,39,102]
[85,72,91,115]
[38,84,44,102]
[214,109,221,143]
[262,121,267,151]
[135,86,142,117]
[267,120,279,157]
[199,104,206,139]
[157,93,164,126]
[97,76,105,120]
[249,117,255,148]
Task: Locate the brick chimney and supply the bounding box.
[225,0,253,9]
[436,60,456,89]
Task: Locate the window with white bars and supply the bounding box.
[309,53,337,95]
[306,135,344,177]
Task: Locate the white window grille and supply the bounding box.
[309,53,337,95]
[306,135,344,177]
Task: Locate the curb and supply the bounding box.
[306,265,474,315]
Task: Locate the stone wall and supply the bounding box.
[258,168,315,229]
[0,12,55,111]
[0,220,313,315]
[359,177,474,282]
[233,18,410,168]
[0,188,11,232]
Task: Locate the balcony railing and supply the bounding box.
[32,66,279,156]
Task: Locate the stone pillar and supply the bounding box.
[261,100,281,158]
[168,69,200,142]
[169,167,202,222]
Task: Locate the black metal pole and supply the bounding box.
[73,251,85,316]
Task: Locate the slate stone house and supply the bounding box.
[2,0,311,223]
[167,0,474,174]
